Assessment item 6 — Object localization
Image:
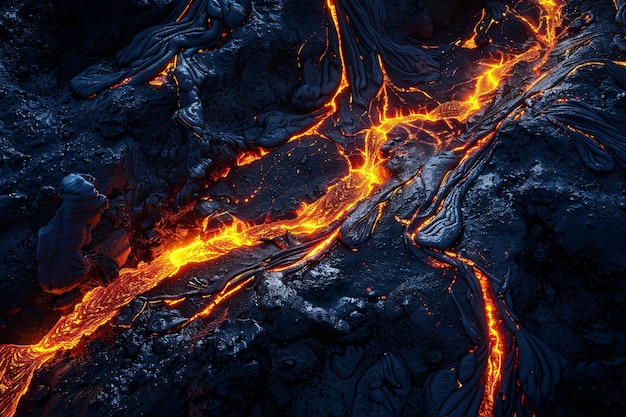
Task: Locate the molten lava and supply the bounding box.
[148,57,178,86]
[0,1,565,416]
[471,261,509,417]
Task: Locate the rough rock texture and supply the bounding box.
[36,174,108,295]
[203,135,349,222]
[1,0,626,417]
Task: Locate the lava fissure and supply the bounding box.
[420,248,563,417]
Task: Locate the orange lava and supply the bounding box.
[538,0,563,45]
[175,0,195,22]
[473,265,508,417]
[109,77,131,90]
[235,149,269,166]
[0,1,564,416]
[325,0,351,109]
[441,251,510,417]
[0,255,179,416]
[462,8,489,50]
[148,57,178,86]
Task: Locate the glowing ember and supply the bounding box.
[109,77,131,90]
[148,57,177,86]
[235,149,270,166]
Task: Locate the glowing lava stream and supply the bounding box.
[465,258,509,417]
[0,1,564,416]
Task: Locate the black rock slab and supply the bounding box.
[204,135,349,223]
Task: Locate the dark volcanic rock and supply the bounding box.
[204,135,349,223]
[37,174,108,294]
[186,319,269,417]
[352,352,411,417]
[459,95,626,417]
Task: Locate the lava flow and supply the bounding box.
[459,255,510,417]
[0,1,564,416]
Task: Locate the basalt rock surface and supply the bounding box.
[36,173,108,295]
